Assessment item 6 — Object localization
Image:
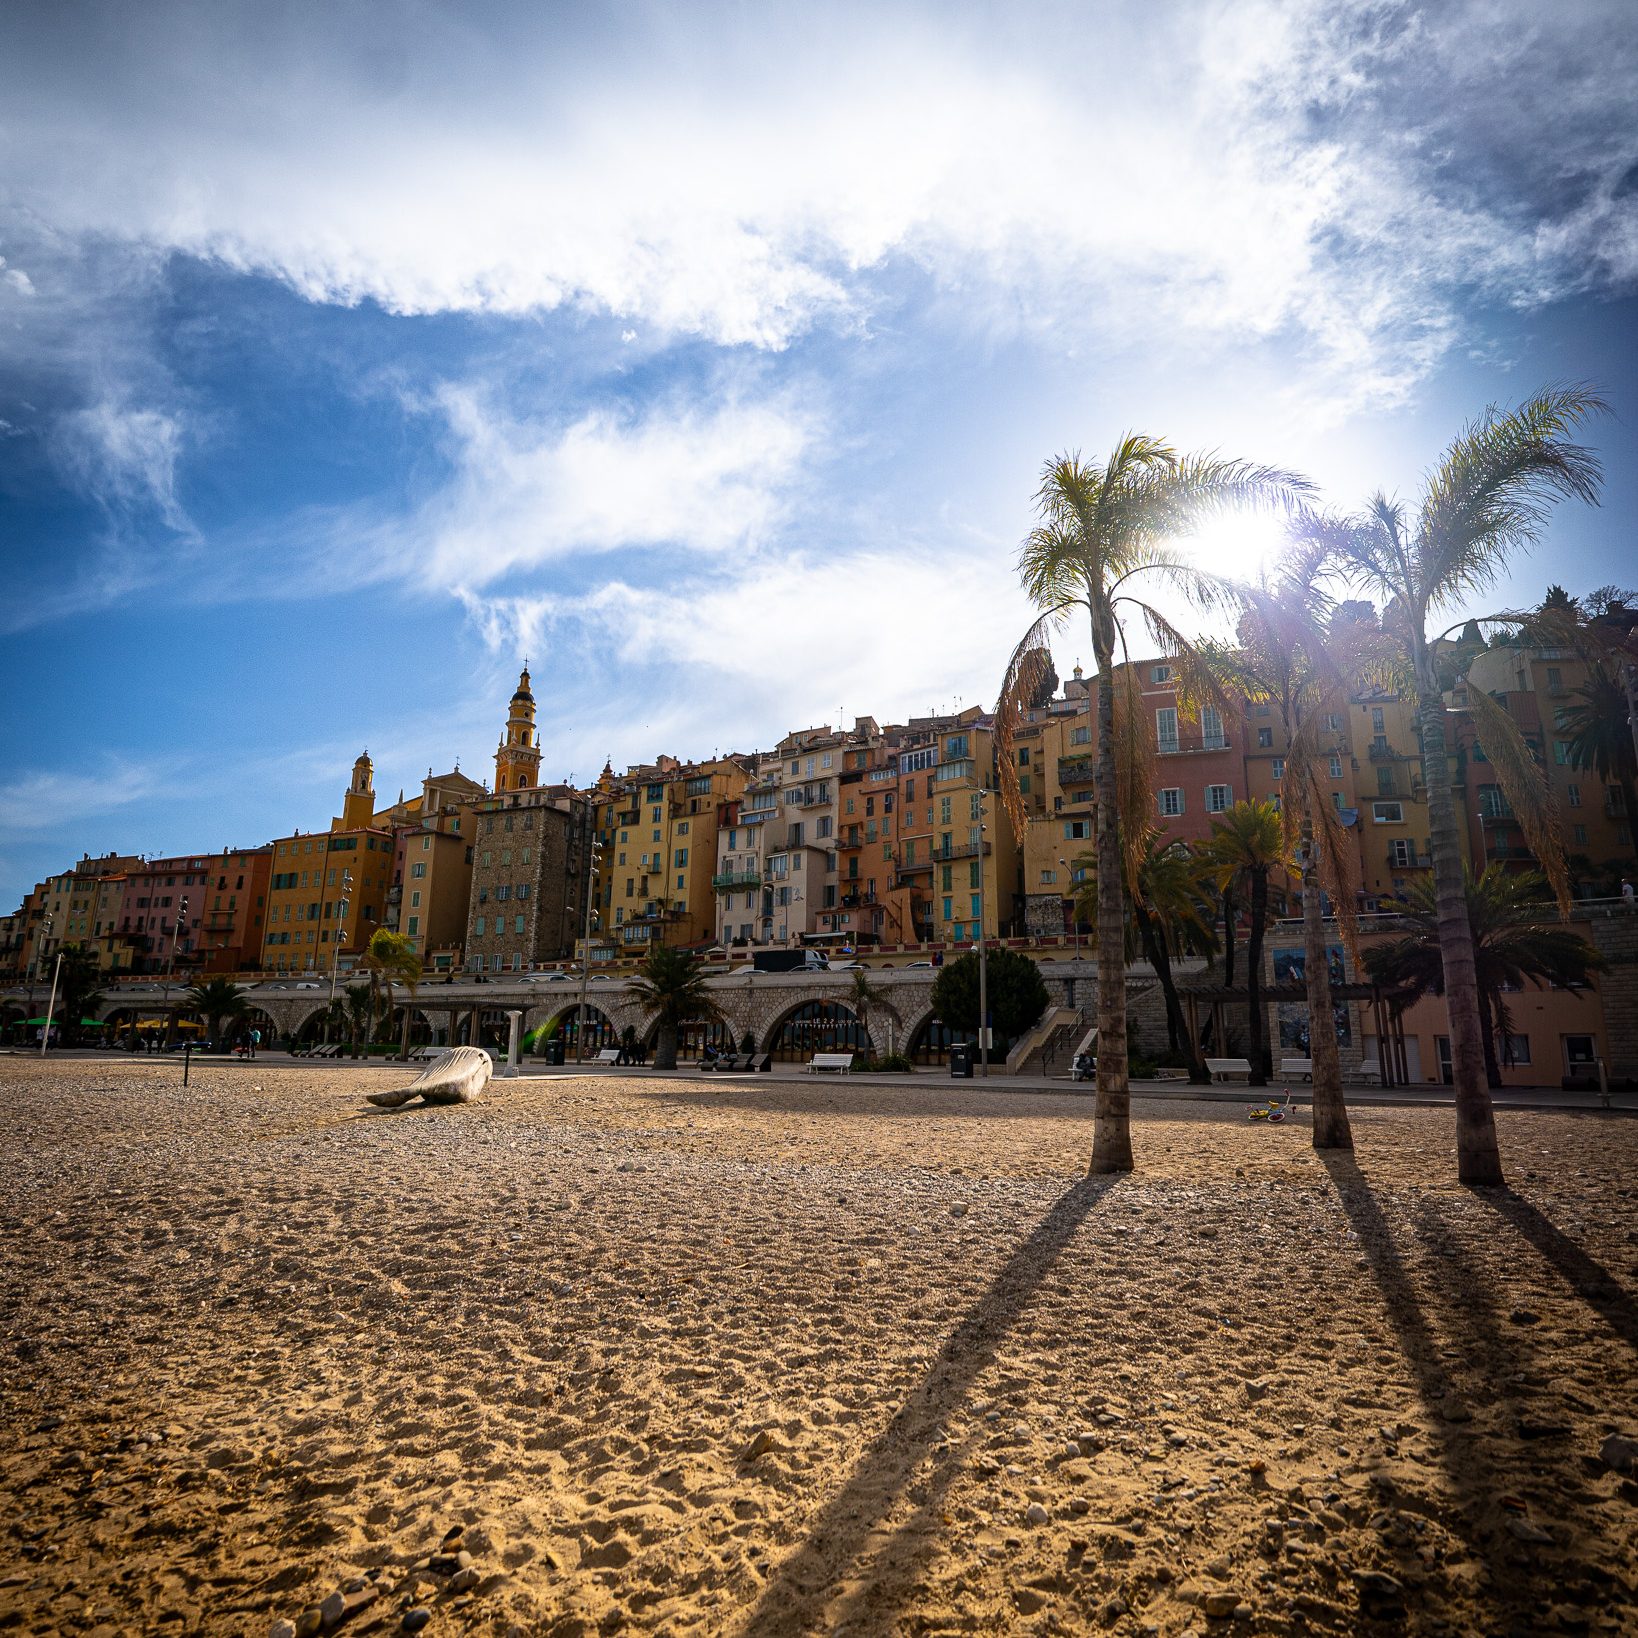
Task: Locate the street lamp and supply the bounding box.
[975,793,989,1079]
[576,832,603,1064]
[327,870,353,1040]
[161,896,188,1046]
[1475,810,1488,871]
[1058,857,1083,962]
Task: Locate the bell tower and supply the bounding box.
[340,750,375,829]
[495,666,542,792]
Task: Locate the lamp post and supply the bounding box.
[576,825,603,1064]
[327,870,353,1041]
[161,896,187,1047]
[1475,811,1488,871]
[1058,857,1082,962]
[976,793,989,1079]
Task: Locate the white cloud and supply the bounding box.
[3,0,1633,405]
[56,398,192,534]
[0,762,167,833]
[422,386,818,590]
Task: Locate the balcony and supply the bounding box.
[1368,741,1410,761]
[1156,732,1232,756]
[784,787,831,808]
[1484,844,1537,862]
[838,829,864,850]
[895,856,934,876]
[1057,756,1096,785]
[839,892,878,909]
[931,840,992,862]
[712,870,762,893]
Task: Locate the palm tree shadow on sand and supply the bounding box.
[738,1175,1120,1637]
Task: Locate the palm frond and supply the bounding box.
[1464,683,1571,914]
[1127,598,1238,726]
[994,606,1069,832]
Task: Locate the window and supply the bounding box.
[517,884,529,900]
[674,848,688,867]
[1156,707,1179,754]
[1040,867,1058,884]
[474,916,486,935]
[514,915,525,933]
[1377,768,1395,796]
[1270,758,1285,780]
[1062,819,1089,840]
[1501,1034,1531,1066]
[1201,707,1226,750]
[1158,788,1183,817]
[1257,728,1273,748]
[1390,838,1417,867]
[1070,725,1091,746]
[411,862,427,878]
[1325,714,1342,731]
[1329,753,1343,779]
[1205,784,1230,813]
[410,890,422,908]
[1572,824,1588,845]
[1151,664,1172,683]
[407,915,420,935]
[1373,801,1404,824]
[1567,783,1582,808]
[1554,740,1571,765]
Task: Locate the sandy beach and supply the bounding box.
[1,1058,1634,1637]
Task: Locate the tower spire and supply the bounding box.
[495,664,541,793]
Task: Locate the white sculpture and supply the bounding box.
[367,1046,491,1108]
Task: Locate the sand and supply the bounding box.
[0,1058,1634,1638]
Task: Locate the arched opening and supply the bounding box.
[765,999,863,1063]
[643,1016,734,1060]
[908,1013,976,1067]
[554,1004,616,1055]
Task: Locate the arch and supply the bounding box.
[642,1015,734,1060]
[907,1011,976,1067]
[546,1003,617,1055]
[763,998,863,1062]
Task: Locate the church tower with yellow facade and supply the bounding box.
[338,751,376,829]
[494,667,542,793]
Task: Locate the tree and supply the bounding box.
[1201,801,1286,1088]
[184,977,249,1047]
[1560,663,1638,871]
[846,968,899,1058]
[628,945,723,1070]
[1365,868,1606,1088]
[1073,832,1217,1083]
[342,982,374,1056]
[996,440,1306,1172]
[1327,386,1607,1184]
[929,948,1050,1056]
[1217,543,1374,1149]
[360,929,422,1053]
[45,945,103,1046]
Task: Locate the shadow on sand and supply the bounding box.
[738,1175,1119,1636]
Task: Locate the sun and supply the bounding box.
[1182,512,1285,579]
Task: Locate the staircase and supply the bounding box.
[1006,1006,1085,1076]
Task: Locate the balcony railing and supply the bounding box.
[1057,757,1095,784]
[1368,742,1410,761]
[1156,732,1232,756]
[712,871,762,892]
[931,840,991,861]
[895,857,934,876]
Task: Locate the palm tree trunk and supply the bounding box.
[1301,819,1351,1151]
[1135,905,1207,1084]
[1477,989,1503,1090]
[1417,683,1504,1184]
[1246,867,1269,1088]
[655,1019,679,1071]
[1090,640,1132,1173]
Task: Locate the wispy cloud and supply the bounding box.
[0,760,169,834]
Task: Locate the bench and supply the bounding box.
[591,1048,622,1065]
[1206,1057,1253,1083]
[1354,1058,1382,1084]
[1280,1057,1314,1081]
[408,1046,442,1063]
[806,1052,856,1075]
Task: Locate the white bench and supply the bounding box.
[1354,1058,1382,1084]
[1206,1058,1253,1083]
[1280,1057,1314,1081]
[806,1052,856,1074]
[591,1048,622,1065]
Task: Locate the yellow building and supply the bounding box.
[261,753,397,973]
[597,755,750,955]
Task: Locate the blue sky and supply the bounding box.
[2,0,1637,912]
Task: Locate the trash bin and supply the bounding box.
[544,1039,566,1066]
[949,1042,973,1078]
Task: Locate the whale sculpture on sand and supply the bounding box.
[366,1046,491,1109]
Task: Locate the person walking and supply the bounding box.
[249,1027,261,1059]
[1622,878,1635,904]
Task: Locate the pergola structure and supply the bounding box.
[1179,980,1417,1088]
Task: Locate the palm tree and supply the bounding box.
[1327,386,1606,1183]
[360,929,422,1054]
[184,977,249,1048]
[1560,663,1638,870]
[996,440,1307,1173]
[1218,544,1373,1149]
[1201,801,1286,1088]
[1365,868,1606,1087]
[342,981,374,1056]
[628,945,723,1070]
[846,968,899,1059]
[1073,832,1217,1083]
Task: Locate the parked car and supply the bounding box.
[906,959,934,968]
